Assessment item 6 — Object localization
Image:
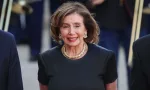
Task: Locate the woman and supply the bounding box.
[38,2,117,90]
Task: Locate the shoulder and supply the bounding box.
[0,30,15,43]
[0,30,14,39]
[89,43,114,55]
[88,44,116,72]
[0,31,17,62]
[41,46,61,56]
[0,30,16,51]
[39,45,61,61]
[133,35,150,63]
[133,35,150,52]
[88,43,115,60]
[38,46,62,68]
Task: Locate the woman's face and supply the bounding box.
[60,13,87,47]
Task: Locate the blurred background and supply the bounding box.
[1,0,150,90]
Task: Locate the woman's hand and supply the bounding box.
[39,83,48,90]
[106,80,117,90]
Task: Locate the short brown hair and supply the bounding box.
[50,1,100,44]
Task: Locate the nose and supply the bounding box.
[68,26,75,35]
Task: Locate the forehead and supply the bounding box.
[62,13,84,24]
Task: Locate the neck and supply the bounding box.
[64,42,85,56]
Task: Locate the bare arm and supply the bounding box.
[39,83,48,90]
[106,80,117,90]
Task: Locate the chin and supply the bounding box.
[65,41,81,47]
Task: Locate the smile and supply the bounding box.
[67,37,78,42]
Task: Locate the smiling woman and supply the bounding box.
[37,1,118,90]
[60,13,87,47]
[50,1,99,44]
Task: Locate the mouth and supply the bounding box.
[67,37,78,42]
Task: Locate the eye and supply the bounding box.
[74,25,80,28]
[75,25,80,27]
[62,25,69,28]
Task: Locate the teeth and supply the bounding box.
[68,38,77,41]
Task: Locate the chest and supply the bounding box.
[45,56,107,84]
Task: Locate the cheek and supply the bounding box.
[60,33,69,41]
[79,31,86,37]
[60,30,68,37]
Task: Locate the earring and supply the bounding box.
[84,33,87,38]
[59,34,62,39]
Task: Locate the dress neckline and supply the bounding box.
[59,43,92,63]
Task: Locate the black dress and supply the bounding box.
[38,43,117,90]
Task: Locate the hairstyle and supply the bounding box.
[50,1,100,44]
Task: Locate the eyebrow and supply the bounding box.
[62,22,81,25]
[74,23,81,25]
